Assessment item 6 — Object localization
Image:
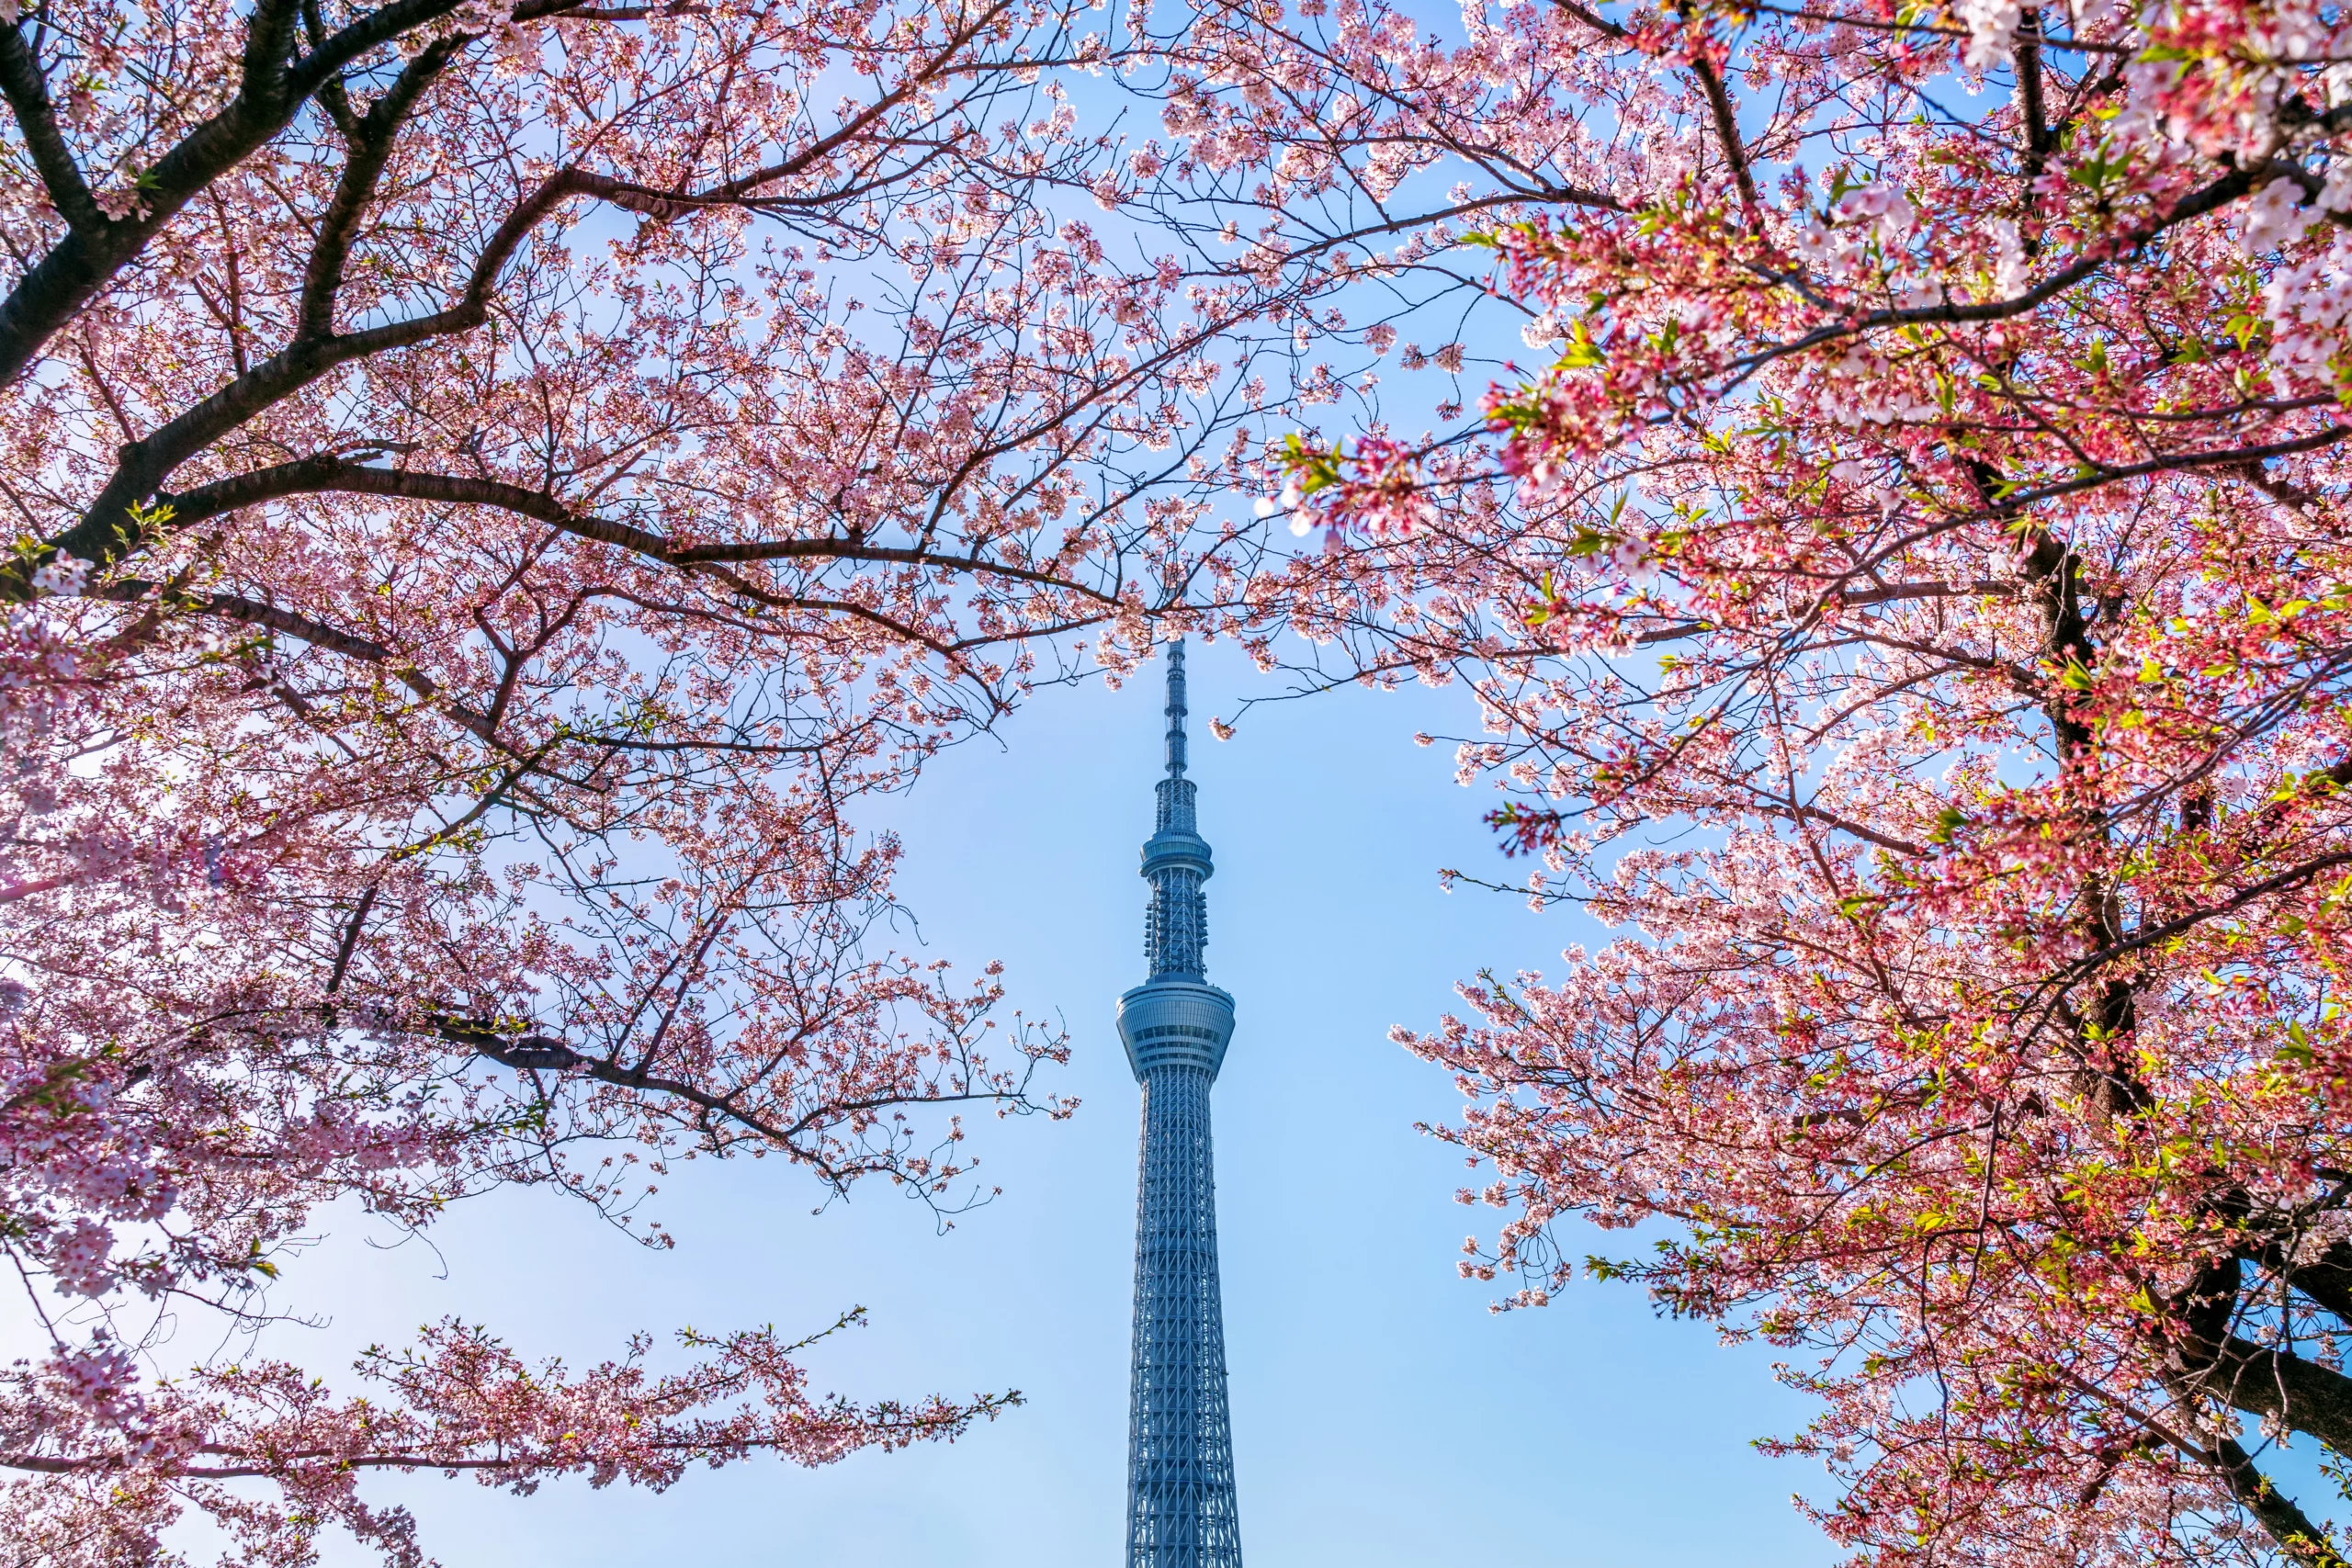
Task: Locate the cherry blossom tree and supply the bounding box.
[0,0,1307,1559]
[1177,0,2352,1562]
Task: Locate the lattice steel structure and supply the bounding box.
[1115,640,1244,1568]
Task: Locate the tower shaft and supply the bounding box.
[1127,1064,1240,1567]
[1117,640,1243,1568]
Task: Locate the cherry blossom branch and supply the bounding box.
[0,0,478,384]
[435,1011,1061,1192]
[0,22,100,232]
[1715,163,2273,391]
[297,34,468,342]
[1685,48,1758,213]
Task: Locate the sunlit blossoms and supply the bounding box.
[1188,0,2352,1561]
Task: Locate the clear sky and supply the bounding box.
[264,636,1840,1568]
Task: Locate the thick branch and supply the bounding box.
[1689,53,1758,211]
[0,0,477,386]
[160,457,1109,599]
[16,166,589,590]
[2210,1435,2352,1568]
[1546,0,1630,39]
[2256,1235,2352,1325]
[2183,1332,2352,1460]
[166,457,662,555]
[2014,9,2053,187]
[298,35,465,341]
[0,23,101,231]
[2050,850,2352,992]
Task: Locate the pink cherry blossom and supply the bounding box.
[1204,0,2352,1559]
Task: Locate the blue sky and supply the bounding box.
[266,635,1840,1568]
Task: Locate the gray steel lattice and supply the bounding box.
[1115,640,1243,1568]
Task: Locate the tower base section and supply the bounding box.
[1126,1063,1243,1568]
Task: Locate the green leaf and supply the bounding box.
[1558,320,1606,368]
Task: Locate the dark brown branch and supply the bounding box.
[166,457,662,556]
[0,21,101,231]
[2001,424,2351,514]
[2052,850,2352,987]
[17,164,590,590]
[162,457,1110,598]
[671,535,1113,595]
[436,1015,1035,1190]
[96,578,504,738]
[2254,1235,2352,1325]
[2181,1331,2352,1459]
[324,884,379,999]
[1546,0,1630,38]
[2208,1435,2352,1568]
[299,0,363,138]
[1689,52,1759,211]
[298,34,466,341]
[2014,9,2053,188]
[0,1394,995,1479]
[0,0,476,387]
[93,580,394,665]
[1726,162,2272,389]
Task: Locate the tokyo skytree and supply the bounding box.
[1114,639,1244,1568]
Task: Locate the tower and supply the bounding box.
[1116,639,1244,1568]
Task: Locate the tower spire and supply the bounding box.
[1117,637,1244,1568]
[1147,642,1204,968]
[1165,638,1188,779]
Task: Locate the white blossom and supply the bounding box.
[28,554,90,599]
[1955,0,2021,70]
[2242,176,2312,255]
